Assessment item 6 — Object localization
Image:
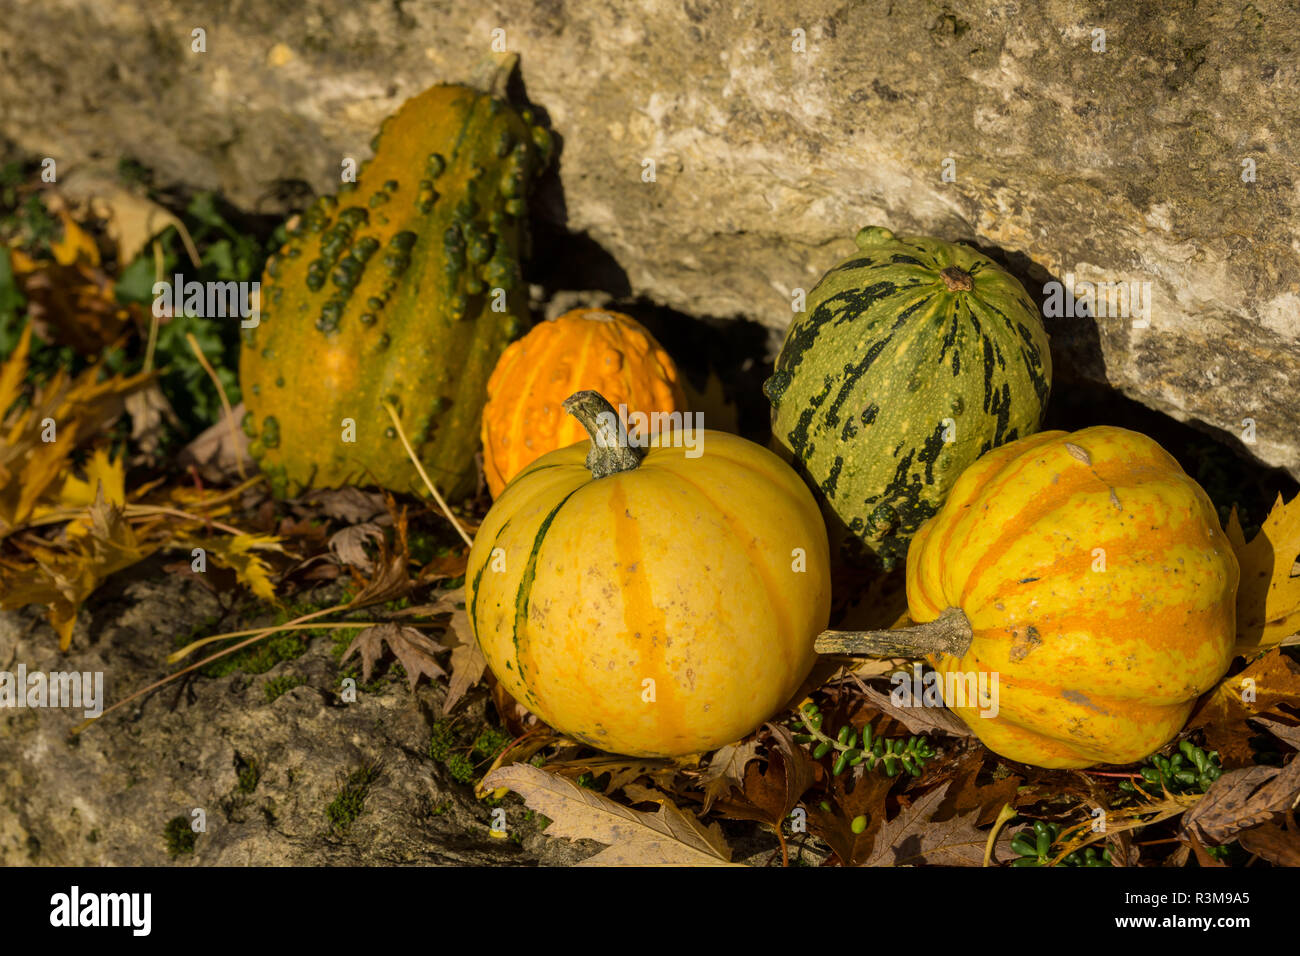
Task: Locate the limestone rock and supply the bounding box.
[2,0,1297,473]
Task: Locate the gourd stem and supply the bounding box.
[474,52,520,99]
[940,266,974,292]
[562,390,646,479]
[814,607,973,658]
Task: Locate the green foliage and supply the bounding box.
[429,719,513,785]
[1010,820,1112,867]
[163,815,197,856]
[236,755,261,794]
[200,631,308,678]
[0,163,57,252]
[0,159,281,446]
[1119,741,1222,796]
[264,674,305,702]
[114,192,281,436]
[792,703,936,778]
[0,246,25,356]
[326,765,381,833]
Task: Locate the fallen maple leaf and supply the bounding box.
[713,724,819,828]
[7,223,138,356]
[863,780,1015,866]
[1187,649,1300,767]
[0,487,158,649]
[0,324,151,535]
[804,767,894,866]
[341,623,448,691]
[699,739,762,811]
[328,522,385,574]
[175,531,283,603]
[1228,494,1300,653]
[482,763,735,866]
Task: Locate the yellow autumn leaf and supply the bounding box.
[0,489,158,650]
[0,323,33,419]
[176,531,283,603]
[1228,494,1300,654]
[0,321,151,535]
[48,210,100,267]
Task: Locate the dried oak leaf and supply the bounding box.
[483,763,734,866]
[57,170,198,267]
[1254,715,1300,751]
[418,550,469,585]
[177,400,251,481]
[343,500,411,609]
[443,610,486,714]
[1181,755,1300,846]
[125,383,181,458]
[341,623,448,691]
[1187,649,1300,767]
[930,748,1023,826]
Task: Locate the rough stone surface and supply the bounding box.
[3,0,1299,475]
[0,567,596,866]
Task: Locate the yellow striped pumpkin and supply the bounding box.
[467,390,831,757]
[904,426,1239,768]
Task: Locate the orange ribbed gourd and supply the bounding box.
[480,308,688,497]
[902,426,1238,769]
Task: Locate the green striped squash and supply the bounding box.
[763,226,1052,571]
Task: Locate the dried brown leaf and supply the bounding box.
[328,522,385,574]
[863,781,1014,867]
[699,739,762,812]
[857,681,975,738]
[1236,818,1300,866]
[1181,757,1300,845]
[482,763,734,866]
[1187,649,1300,766]
[804,768,894,867]
[341,623,448,691]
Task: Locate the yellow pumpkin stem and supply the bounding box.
[562,389,647,479]
[814,607,973,658]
